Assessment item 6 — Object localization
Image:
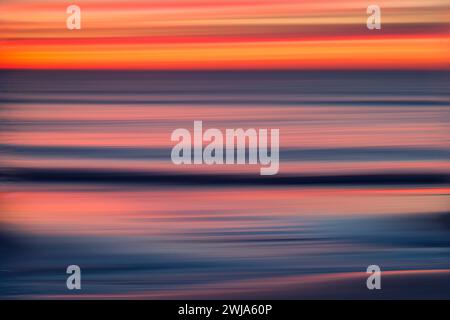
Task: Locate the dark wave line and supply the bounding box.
[1,97,448,106]
[2,168,449,186]
[2,145,449,161]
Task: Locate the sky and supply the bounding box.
[0,0,449,69]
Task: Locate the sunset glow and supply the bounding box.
[1,0,449,69]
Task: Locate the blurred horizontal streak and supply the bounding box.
[1,97,449,106]
[2,38,449,70]
[2,168,449,186]
[2,145,449,161]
